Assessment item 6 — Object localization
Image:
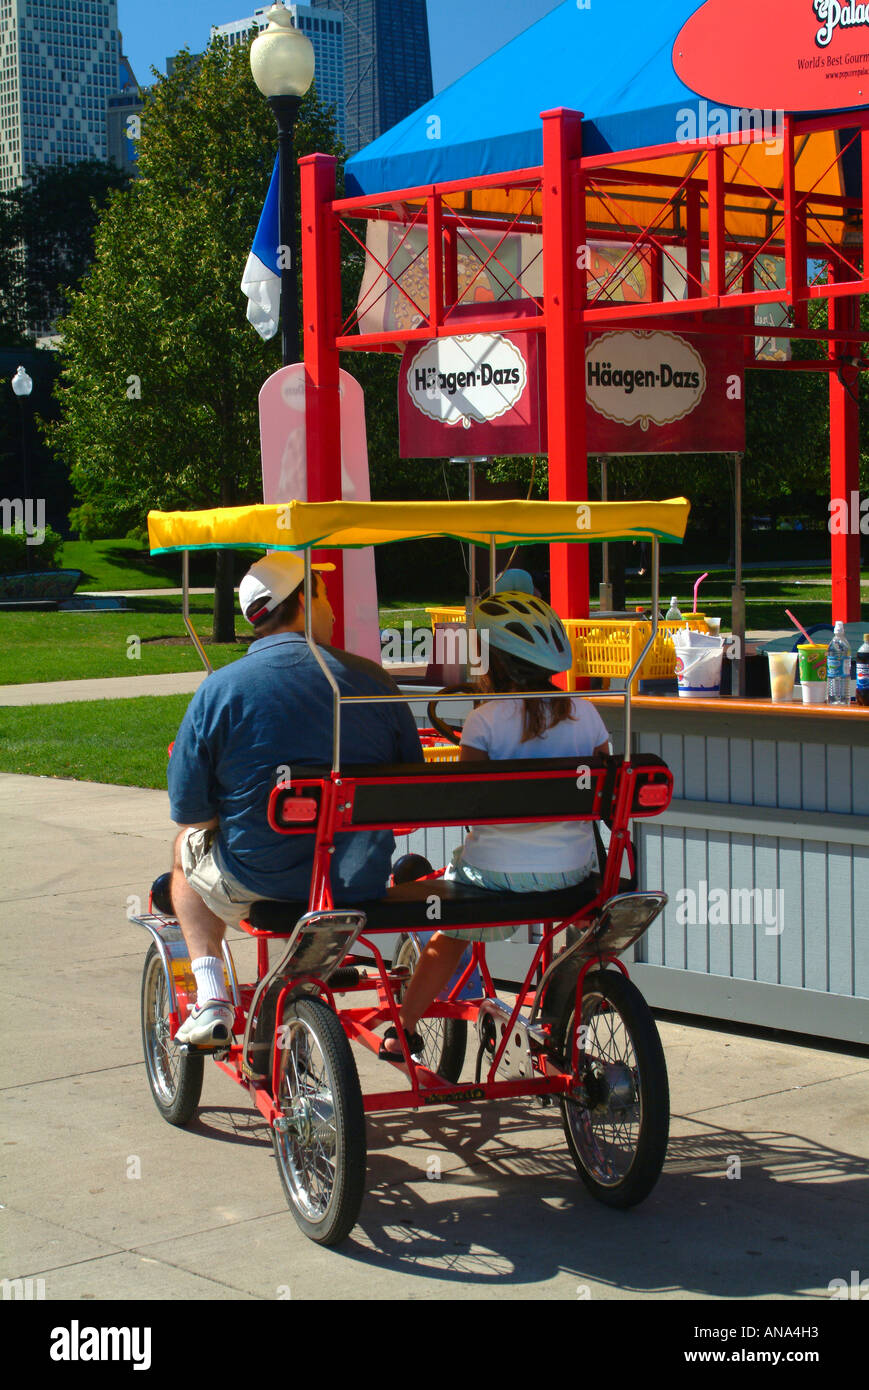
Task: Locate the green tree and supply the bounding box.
[46,38,343,640]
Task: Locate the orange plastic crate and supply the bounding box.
[422,742,461,763]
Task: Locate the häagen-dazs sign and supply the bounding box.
[405,334,527,428]
[586,319,745,455]
[586,331,707,431]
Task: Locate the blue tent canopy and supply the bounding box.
[344,0,856,198]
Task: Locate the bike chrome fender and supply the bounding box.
[531,892,668,1027]
[128,912,241,1013]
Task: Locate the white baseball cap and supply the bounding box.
[238,552,333,626]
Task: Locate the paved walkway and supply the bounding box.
[1,771,866,1302]
[0,671,209,706]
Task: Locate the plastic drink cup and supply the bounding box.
[674,631,724,698]
[767,651,798,702]
[797,644,826,703]
[705,617,721,636]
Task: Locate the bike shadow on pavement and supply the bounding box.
[345,1102,868,1298]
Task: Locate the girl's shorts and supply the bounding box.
[438,846,596,943]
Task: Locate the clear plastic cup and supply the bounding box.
[705,617,721,636]
[767,651,798,702]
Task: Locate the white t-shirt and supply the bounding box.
[459,696,610,874]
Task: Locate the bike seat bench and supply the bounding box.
[245,873,615,936]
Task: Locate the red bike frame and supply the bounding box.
[187,753,673,1123]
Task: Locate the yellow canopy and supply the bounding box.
[148,498,690,553]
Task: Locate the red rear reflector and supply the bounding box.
[279,797,319,824]
[638,784,669,807]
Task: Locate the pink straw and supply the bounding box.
[786,609,812,644]
[693,573,708,612]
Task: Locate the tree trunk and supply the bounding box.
[212,548,237,644]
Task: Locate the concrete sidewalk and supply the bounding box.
[0,671,208,706]
[1,772,866,1302]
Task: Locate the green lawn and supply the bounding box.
[0,600,251,685]
[60,539,185,591]
[0,596,434,685]
[0,694,190,788]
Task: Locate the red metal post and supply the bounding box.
[426,191,444,330]
[828,263,861,624]
[300,153,344,643]
[542,108,589,623]
[443,221,459,309]
[706,145,725,300]
[782,118,808,332]
[686,184,702,298]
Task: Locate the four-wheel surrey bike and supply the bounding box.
[132,496,690,1245]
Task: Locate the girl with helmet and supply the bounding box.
[379,590,610,1062]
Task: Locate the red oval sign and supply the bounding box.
[673,0,869,113]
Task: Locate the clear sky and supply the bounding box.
[118,0,564,91]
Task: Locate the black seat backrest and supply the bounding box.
[345,756,613,828]
[268,754,673,834]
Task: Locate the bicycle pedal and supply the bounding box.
[328,966,361,990]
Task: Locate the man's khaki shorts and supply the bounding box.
[179,828,268,928]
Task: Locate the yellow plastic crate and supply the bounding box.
[422,742,461,763]
[426,606,466,628]
[564,616,709,693]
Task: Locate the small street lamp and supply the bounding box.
[250,3,315,366]
[11,366,33,570]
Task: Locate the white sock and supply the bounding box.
[191,956,229,1007]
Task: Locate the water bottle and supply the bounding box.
[826,622,851,706]
[856,634,869,708]
[665,596,682,621]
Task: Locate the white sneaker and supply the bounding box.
[175,999,234,1047]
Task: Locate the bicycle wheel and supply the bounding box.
[140,944,204,1126]
[559,968,669,1208]
[393,934,467,1083]
[272,996,366,1246]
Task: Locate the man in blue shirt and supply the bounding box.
[169,551,422,1045]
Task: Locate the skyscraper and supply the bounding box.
[309,0,432,156]
[0,0,121,194]
[212,5,346,145]
[106,45,142,176]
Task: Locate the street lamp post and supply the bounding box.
[11,366,33,570]
[250,4,315,367]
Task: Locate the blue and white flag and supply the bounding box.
[241,157,281,341]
